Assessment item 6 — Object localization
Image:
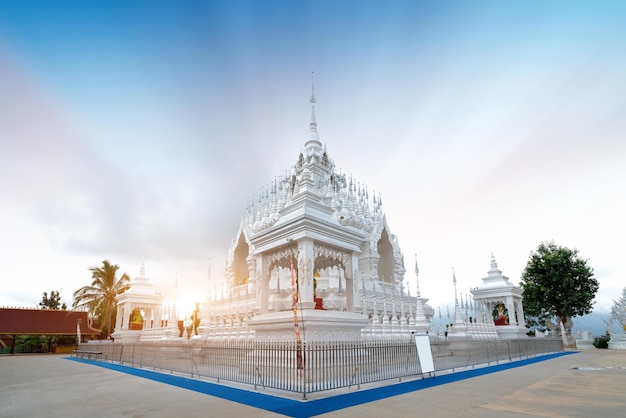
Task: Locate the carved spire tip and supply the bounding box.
[309,70,316,105]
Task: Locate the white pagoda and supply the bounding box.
[198,84,433,341]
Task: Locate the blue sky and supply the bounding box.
[1,1,625,333]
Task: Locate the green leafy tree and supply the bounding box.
[524,310,551,333]
[521,242,598,345]
[72,260,130,339]
[39,290,67,310]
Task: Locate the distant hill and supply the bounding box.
[571,312,610,337]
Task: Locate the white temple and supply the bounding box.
[110,87,533,344]
[199,84,434,341]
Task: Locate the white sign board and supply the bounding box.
[413,334,435,374]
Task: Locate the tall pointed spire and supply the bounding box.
[304,71,322,153]
[453,268,457,300]
[451,267,468,336]
[438,306,444,336]
[414,254,421,298]
[139,257,146,278]
[309,71,317,132]
[413,253,430,332]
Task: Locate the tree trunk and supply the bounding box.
[559,318,569,347]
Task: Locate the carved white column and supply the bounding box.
[506,296,517,326]
[370,255,380,281]
[297,238,316,310]
[516,299,526,327]
[115,305,125,332]
[257,254,268,313]
[347,253,359,311]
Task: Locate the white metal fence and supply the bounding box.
[78,338,563,398]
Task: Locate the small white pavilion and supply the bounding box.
[111,261,175,343]
[470,254,527,339]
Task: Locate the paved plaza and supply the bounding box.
[1,349,626,417]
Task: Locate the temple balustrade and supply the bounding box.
[190,272,435,340]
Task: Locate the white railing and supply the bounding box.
[78,337,563,398]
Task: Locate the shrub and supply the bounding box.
[593,334,610,349]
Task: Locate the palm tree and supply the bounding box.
[72,260,130,339]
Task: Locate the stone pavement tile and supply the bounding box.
[2,350,626,418]
[316,350,626,418]
[480,350,626,418]
[0,355,282,418]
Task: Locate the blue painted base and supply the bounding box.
[67,351,575,418]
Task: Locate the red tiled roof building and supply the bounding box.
[0,308,99,354]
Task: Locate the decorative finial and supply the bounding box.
[305,70,322,150]
[139,257,146,278]
[310,71,316,105]
[414,253,422,299]
[452,267,459,307]
[490,252,497,269]
[451,266,468,333]
[309,71,318,132]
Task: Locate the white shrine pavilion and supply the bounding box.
[110,261,176,343]
[469,254,527,339]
